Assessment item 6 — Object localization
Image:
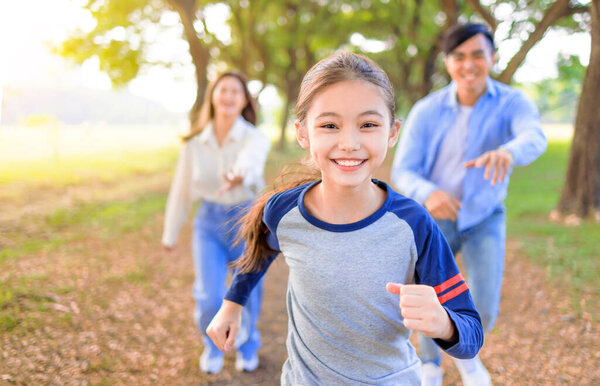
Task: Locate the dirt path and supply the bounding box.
[1,157,598,384]
[1,207,598,385]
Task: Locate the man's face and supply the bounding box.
[444,33,496,100]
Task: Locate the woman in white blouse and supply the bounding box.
[162,71,271,374]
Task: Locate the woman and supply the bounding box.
[162,71,270,374]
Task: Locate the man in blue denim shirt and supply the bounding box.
[391,23,547,386]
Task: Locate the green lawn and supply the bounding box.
[0,147,179,186]
[505,141,599,315]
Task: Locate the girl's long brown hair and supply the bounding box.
[182,71,257,141]
[234,51,396,274]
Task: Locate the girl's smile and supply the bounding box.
[296,80,400,191]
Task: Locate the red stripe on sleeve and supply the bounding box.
[437,282,469,304]
[433,273,464,294]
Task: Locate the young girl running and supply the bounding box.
[207,52,483,384]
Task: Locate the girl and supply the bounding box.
[162,71,270,374]
[207,53,483,384]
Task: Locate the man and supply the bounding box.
[391,23,547,386]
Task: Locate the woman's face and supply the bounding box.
[211,76,248,119]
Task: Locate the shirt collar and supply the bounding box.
[197,116,248,145]
[445,76,496,108]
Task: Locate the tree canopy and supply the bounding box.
[56,1,589,133]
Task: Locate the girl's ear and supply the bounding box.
[295,120,310,149]
[388,119,401,148]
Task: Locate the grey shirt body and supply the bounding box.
[225,180,483,385]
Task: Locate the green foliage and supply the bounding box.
[505,141,600,315]
[55,0,589,127]
[521,54,586,123]
[54,0,169,86]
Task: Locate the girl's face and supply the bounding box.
[296,80,400,190]
[211,76,247,119]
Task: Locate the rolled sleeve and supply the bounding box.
[501,92,548,167]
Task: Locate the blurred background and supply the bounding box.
[0,0,598,384]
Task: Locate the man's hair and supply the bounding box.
[442,23,495,54]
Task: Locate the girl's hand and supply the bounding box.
[206,300,243,352]
[386,283,456,342]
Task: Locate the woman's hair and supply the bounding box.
[182,71,257,141]
[233,51,395,274]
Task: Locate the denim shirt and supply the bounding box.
[391,78,547,231]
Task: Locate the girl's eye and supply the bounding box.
[362,122,379,129]
[320,123,337,129]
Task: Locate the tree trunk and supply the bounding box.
[556,0,600,218]
[169,0,210,125]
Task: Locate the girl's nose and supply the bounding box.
[338,129,360,151]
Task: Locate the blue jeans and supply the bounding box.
[192,201,264,360]
[419,207,506,365]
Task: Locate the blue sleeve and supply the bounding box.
[501,91,547,167]
[391,101,438,204]
[414,213,483,359]
[224,252,277,306]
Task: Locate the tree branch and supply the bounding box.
[465,0,497,31]
[497,0,574,84]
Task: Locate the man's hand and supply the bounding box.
[464,148,514,186]
[386,283,456,342]
[424,190,461,221]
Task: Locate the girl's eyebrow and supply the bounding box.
[315,110,384,119]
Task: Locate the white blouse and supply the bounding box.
[162,117,271,247]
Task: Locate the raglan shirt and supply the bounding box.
[225,180,483,385]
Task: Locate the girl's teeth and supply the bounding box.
[336,160,362,166]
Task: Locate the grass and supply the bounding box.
[0,147,178,186]
[1,193,167,263]
[505,141,600,316]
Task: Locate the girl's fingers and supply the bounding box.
[386,282,401,295]
[207,327,223,350]
[224,324,239,352]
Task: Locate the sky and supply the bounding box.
[0,0,591,114]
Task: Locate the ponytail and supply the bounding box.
[233,160,320,274]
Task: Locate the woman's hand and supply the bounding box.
[216,168,244,196]
[206,300,243,352]
[386,283,456,342]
